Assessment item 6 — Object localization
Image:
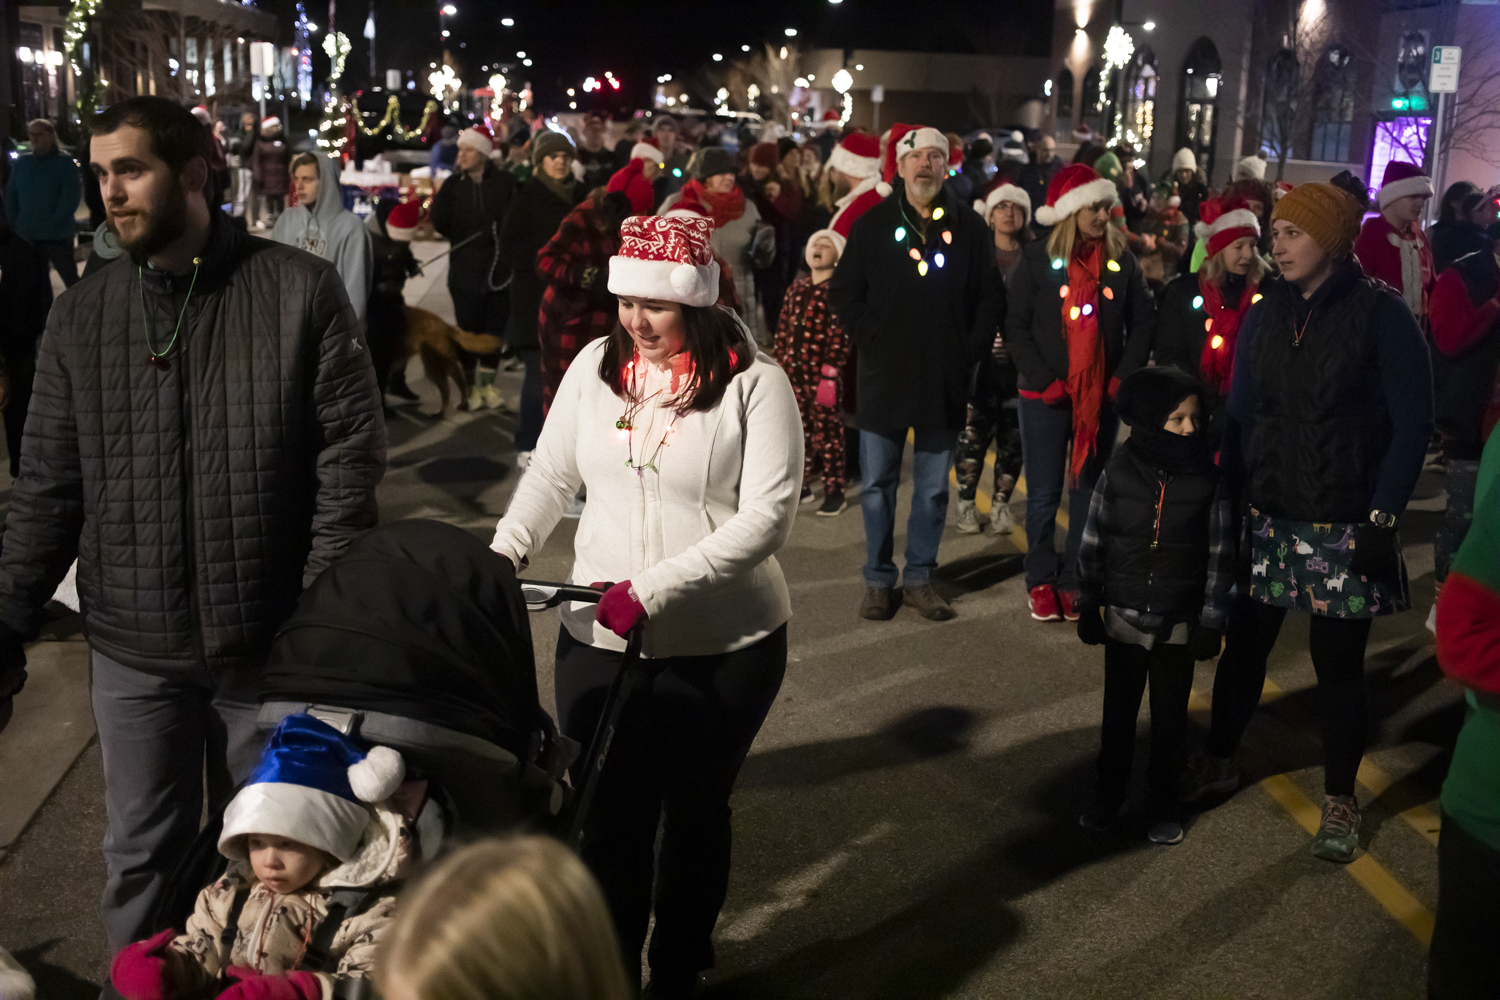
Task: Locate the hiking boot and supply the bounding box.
[902,584,955,621]
[860,586,901,621]
[1028,584,1062,622]
[1180,752,1240,802]
[955,498,981,533]
[1312,794,1361,863]
[987,501,1015,535]
[1057,589,1083,622]
[1079,794,1126,832]
[1147,818,1185,845]
[817,491,847,516]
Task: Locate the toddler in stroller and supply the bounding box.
[110,714,431,1000]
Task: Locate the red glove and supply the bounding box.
[110,929,177,1000]
[592,580,648,638]
[1041,380,1069,406]
[217,968,322,1000]
[1108,376,1121,400]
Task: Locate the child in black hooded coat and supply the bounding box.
[1075,366,1235,845]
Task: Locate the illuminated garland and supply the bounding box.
[356,96,439,139]
[64,0,105,114]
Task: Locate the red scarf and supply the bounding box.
[1197,273,1257,397]
[680,178,746,229]
[1063,240,1107,483]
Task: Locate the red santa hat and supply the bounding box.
[881,123,946,182]
[261,116,281,130]
[457,124,494,155]
[803,228,846,268]
[1377,161,1433,209]
[629,141,663,163]
[947,134,964,169]
[973,181,1032,222]
[821,109,841,122]
[608,215,720,307]
[384,200,422,242]
[1034,164,1116,227]
[191,106,211,125]
[1194,196,1261,258]
[826,131,880,180]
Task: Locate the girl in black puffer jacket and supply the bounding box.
[1075,366,1234,846]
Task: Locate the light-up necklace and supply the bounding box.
[139,257,201,370]
[893,198,953,277]
[617,354,682,476]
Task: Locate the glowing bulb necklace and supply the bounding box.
[618,355,680,476]
[139,257,201,370]
[893,198,950,277]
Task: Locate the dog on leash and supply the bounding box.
[395,306,503,415]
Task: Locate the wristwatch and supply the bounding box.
[1369,510,1397,529]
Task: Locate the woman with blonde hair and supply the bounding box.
[379,836,631,1000]
[1006,164,1156,624]
[1156,196,1269,436]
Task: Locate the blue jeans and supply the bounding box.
[859,427,955,589]
[1017,395,1116,592]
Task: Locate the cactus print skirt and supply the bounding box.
[1244,507,1409,618]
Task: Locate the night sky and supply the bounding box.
[262,0,1054,111]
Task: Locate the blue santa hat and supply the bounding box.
[219,714,406,863]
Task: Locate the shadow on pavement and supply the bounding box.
[14,940,101,1000]
[738,706,978,789]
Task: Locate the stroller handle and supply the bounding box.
[520,580,605,612]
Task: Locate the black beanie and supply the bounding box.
[694,146,737,180]
[1116,365,1202,429]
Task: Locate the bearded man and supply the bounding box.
[0,96,385,952]
[830,124,1005,622]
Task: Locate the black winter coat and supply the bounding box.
[497,174,580,351]
[0,211,386,674]
[1101,444,1219,619]
[430,163,518,294]
[1005,239,1156,395]
[828,180,1005,431]
[1429,220,1492,276]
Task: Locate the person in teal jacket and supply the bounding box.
[4,118,83,287]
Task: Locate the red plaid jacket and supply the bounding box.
[536,199,622,412]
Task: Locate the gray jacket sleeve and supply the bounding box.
[0,298,85,637]
[304,265,386,585]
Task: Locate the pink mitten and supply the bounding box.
[816,364,840,408]
[110,929,176,1000]
[217,968,322,1000]
[594,581,649,638]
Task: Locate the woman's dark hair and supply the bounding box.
[1073,142,1106,168]
[1439,181,1482,224]
[1329,170,1370,212]
[598,304,751,415]
[89,96,212,193]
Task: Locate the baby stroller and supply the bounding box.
[149,518,644,936]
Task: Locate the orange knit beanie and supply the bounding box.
[1270,182,1362,259]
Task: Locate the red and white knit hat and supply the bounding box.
[1034,164,1116,227]
[385,200,422,242]
[1194,196,1260,258]
[608,215,720,307]
[1377,161,1433,209]
[826,132,880,180]
[457,124,494,155]
[803,228,846,268]
[974,181,1031,221]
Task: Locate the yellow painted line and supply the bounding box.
[1258,772,1435,946]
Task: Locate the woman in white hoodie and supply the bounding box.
[490,214,801,998]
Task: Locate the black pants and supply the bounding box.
[365,292,407,398]
[449,283,507,378]
[1206,595,1373,796]
[1097,638,1196,816]
[1429,810,1500,999]
[555,623,787,979]
[1,344,36,478]
[516,348,544,452]
[38,239,79,288]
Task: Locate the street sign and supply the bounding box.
[870,84,885,104]
[249,41,276,79]
[1430,45,1461,93]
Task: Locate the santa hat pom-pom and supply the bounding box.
[1035,205,1057,227]
[876,181,892,197]
[1168,195,1182,208]
[670,263,702,299]
[348,746,405,803]
[973,199,986,215]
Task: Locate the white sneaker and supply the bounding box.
[987,502,1015,535]
[466,386,485,411]
[482,384,506,410]
[955,498,981,534]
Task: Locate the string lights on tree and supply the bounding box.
[1101,25,1135,146]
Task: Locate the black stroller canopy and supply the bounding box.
[260,519,541,759]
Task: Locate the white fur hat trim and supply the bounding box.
[826,142,878,179]
[975,183,1032,220]
[609,254,720,307]
[803,228,846,268]
[1378,173,1435,209]
[219,782,372,863]
[630,142,662,163]
[1034,177,1116,227]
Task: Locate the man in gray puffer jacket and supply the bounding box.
[0,96,385,953]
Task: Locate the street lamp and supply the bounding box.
[501,17,514,26]
[784,27,798,37]
[442,4,456,14]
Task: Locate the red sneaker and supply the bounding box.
[1057,590,1082,622]
[1028,585,1063,622]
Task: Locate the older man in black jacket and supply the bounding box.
[0,97,384,953]
[831,124,1006,622]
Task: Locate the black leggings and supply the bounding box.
[1207,595,1373,796]
[1429,811,1500,999]
[1097,638,1196,816]
[554,623,787,980]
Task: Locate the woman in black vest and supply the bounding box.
[1189,183,1433,864]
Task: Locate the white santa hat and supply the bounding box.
[1172,147,1198,173]
[457,124,494,155]
[220,714,405,864]
[973,182,1031,221]
[630,140,663,164]
[1034,164,1116,227]
[1377,160,1434,209]
[825,132,880,180]
[1234,155,1268,181]
[803,228,846,268]
[608,215,720,308]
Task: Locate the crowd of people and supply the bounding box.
[0,91,1496,1000]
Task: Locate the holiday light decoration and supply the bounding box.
[63,0,105,112]
[323,31,351,83]
[428,64,462,110]
[1101,25,1135,145]
[355,95,440,139]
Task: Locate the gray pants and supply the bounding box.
[90,651,264,953]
